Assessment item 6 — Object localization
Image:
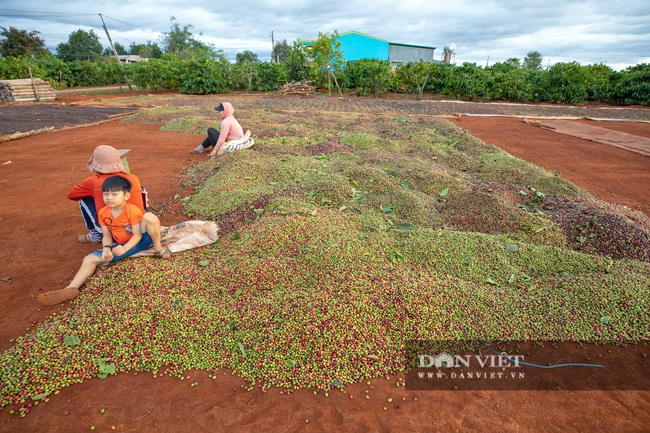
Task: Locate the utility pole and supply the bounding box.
[271,31,275,63]
[99,13,133,90]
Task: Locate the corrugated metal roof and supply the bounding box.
[339,31,390,43]
[389,42,436,50]
[299,30,434,50]
[299,32,388,46]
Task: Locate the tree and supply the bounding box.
[395,61,431,99]
[524,51,543,70]
[306,31,344,89]
[103,42,127,56]
[236,50,259,64]
[159,16,222,60]
[0,26,49,57]
[285,40,309,82]
[505,57,521,67]
[272,39,291,63]
[188,44,227,62]
[56,29,103,61]
[160,17,193,56]
[129,41,163,58]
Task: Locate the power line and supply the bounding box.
[0,8,97,18]
[0,13,97,18]
[0,9,162,46]
[0,8,93,15]
[0,9,159,34]
[102,15,159,35]
[113,35,138,44]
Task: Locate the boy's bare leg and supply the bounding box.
[37,254,104,306]
[141,212,170,258]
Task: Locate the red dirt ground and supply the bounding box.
[0,94,649,432]
[449,116,650,216]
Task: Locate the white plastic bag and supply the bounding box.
[132,220,219,257]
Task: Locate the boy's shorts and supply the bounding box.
[91,230,153,266]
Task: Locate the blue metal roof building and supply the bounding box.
[301,31,436,66]
[338,31,390,61]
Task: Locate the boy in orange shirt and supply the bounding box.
[68,145,145,244]
[37,176,170,306]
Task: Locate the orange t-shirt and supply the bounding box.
[98,202,144,244]
[67,173,144,214]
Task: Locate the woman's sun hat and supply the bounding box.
[86,145,126,174]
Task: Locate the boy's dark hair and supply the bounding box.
[102,175,132,193]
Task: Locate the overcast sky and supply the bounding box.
[1,1,648,70]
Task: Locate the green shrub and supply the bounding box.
[28,54,71,88]
[252,62,287,91]
[484,67,535,101]
[64,60,104,87]
[177,58,229,94]
[342,59,394,95]
[127,56,183,91]
[583,64,616,103]
[542,62,589,104]
[394,61,434,97]
[443,62,488,100]
[610,63,650,106]
[425,62,455,94]
[0,56,34,79]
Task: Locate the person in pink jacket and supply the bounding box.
[189,102,253,157]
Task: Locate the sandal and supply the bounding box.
[78,233,100,244]
[157,246,171,259]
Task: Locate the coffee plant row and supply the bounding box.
[0,54,648,105]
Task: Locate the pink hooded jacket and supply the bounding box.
[216,102,244,149]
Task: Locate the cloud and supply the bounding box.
[1,0,648,69]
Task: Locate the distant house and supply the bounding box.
[117,55,148,64]
[300,30,437,67]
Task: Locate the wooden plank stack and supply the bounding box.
[0,78,56,103]
[280,80,316,97]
